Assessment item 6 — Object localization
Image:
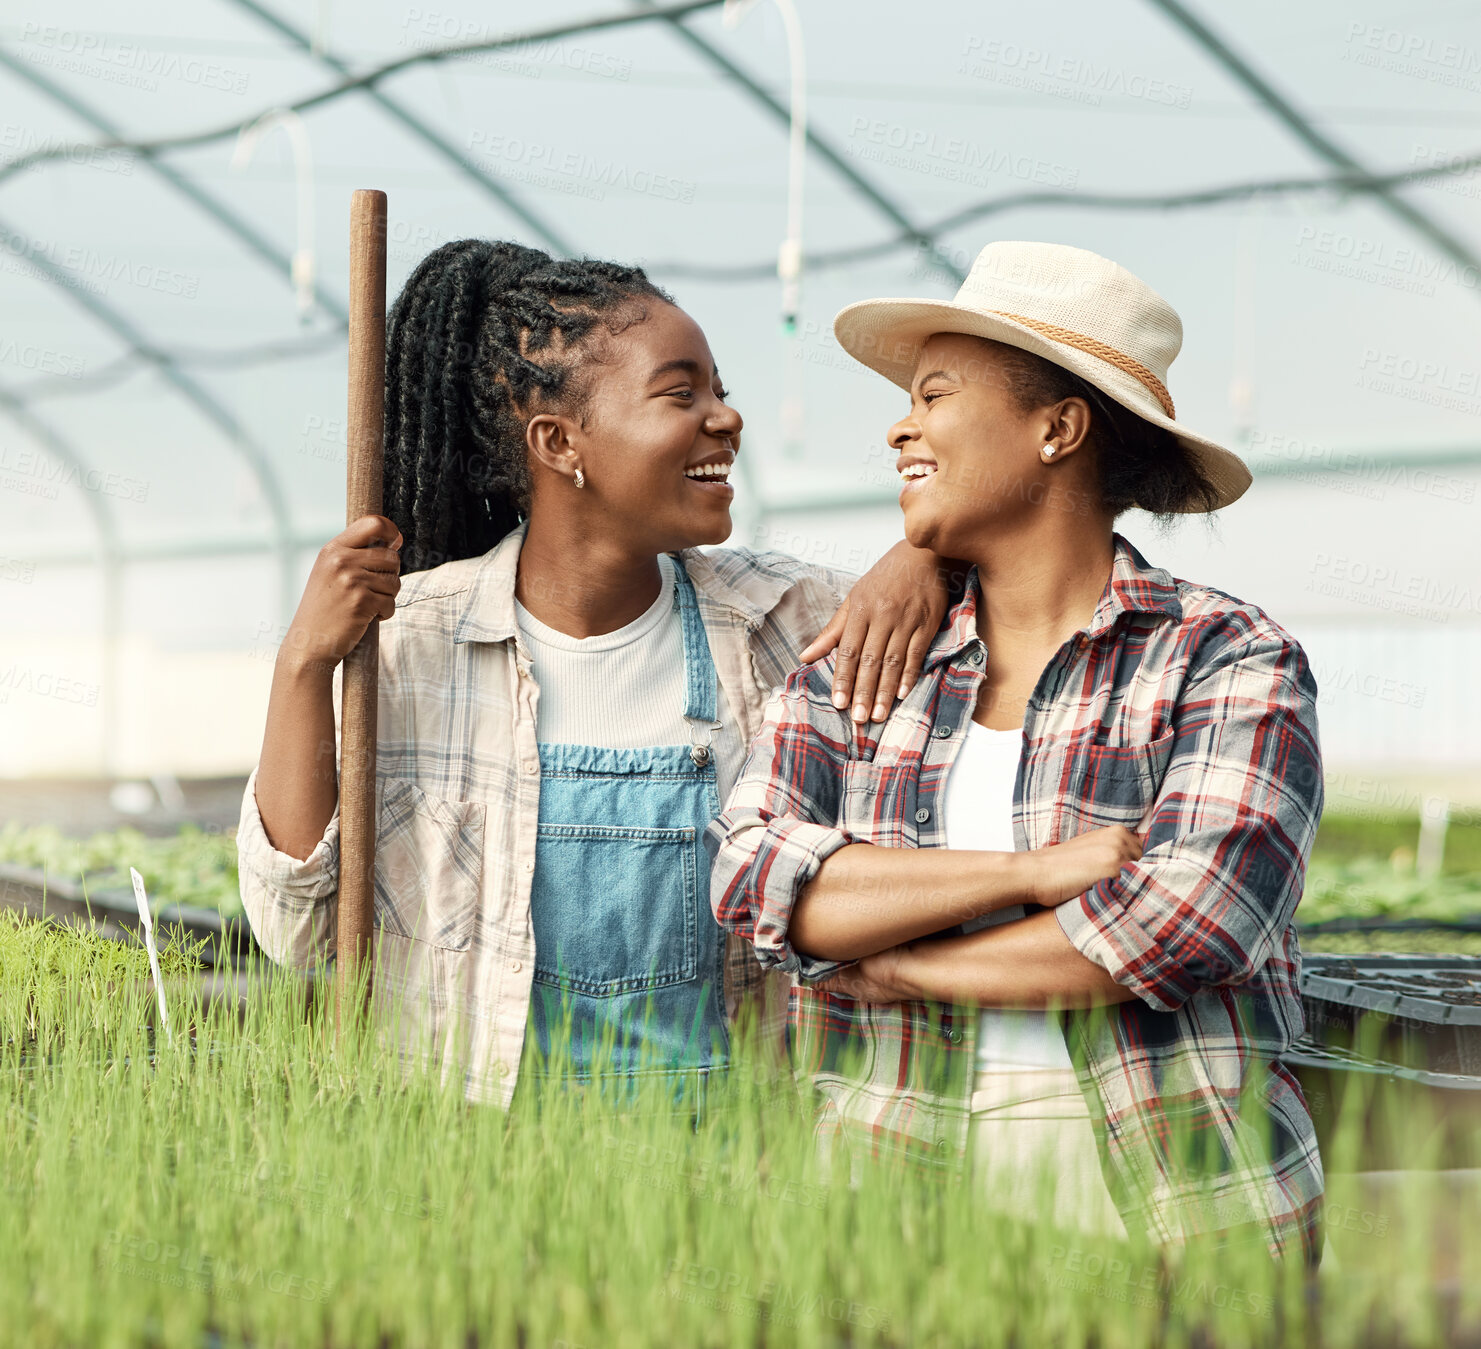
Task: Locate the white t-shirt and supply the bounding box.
[512,553,745,799]
[940,720,1075,1071]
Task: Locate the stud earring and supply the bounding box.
[1042,444,1057,459]
[573,468,586,489]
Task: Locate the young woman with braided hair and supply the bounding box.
[237,239,952,1108]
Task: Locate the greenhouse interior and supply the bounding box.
[2,0,1479,1345]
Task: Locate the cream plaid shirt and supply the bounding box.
[237,521,855,1106]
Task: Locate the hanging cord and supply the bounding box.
[230,109,318,323]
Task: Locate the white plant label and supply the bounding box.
[129,867,173,1047]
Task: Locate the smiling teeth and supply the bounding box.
[899,463,937,481]
[684,463,732,479]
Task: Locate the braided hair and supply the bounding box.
[383,240,674,574]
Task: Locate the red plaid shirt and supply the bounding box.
[706,531,1326,1261]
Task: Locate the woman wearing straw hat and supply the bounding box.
[707,241,1326,1262]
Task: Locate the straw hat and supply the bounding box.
[833,240,1251,510]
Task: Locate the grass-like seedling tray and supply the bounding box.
[0,860,255,969]
[5,912,1480,1347]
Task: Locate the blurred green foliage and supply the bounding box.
[0,820,240,917]
[1302,808,1481,954]
[1312,809,1481,874]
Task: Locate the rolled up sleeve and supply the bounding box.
[1055,631,1325,1013]
[704,670,862,984]
[236,665,343,968]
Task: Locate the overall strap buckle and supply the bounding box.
[687,716,722,768]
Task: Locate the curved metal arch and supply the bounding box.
[1146,0,1481,278]
[0,47,349,326]
[0,386,122,776]
[224,0,576,257]
[0,1,730,179]
[631,0,967,284]
[0,213,298,626]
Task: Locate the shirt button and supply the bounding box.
[934,723,953,738]
[946,1028,963,1043]
[523,861,534,873]
[509,960,522,972]
[966,648,984,667]
[524,761,538,775]
[495,1061,508,1076]
[914,807,930,824]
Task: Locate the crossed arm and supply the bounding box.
[784,830,1141,1007]
[707,630,1325,1015]
[810,907,1139,1008]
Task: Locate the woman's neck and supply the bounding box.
[514,518,665,639]
[966,527,1116,651]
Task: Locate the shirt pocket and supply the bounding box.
[372,775,485,952]
[840,759,919,847]
[1073,728,1177,830]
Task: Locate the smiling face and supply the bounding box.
[524,299,741,554]
[887,332,1098,558]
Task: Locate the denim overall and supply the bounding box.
[524,555,730,1109]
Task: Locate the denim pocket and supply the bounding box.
[531,823,699,996]
[372,776,484,952]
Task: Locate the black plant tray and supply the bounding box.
[1299,953,1481,1077]
[1298,915,1481,934]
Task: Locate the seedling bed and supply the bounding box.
[0,860,255,969]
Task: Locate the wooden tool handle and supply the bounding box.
[337,188,387,1029]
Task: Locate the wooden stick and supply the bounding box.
[337,188,387,1031]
